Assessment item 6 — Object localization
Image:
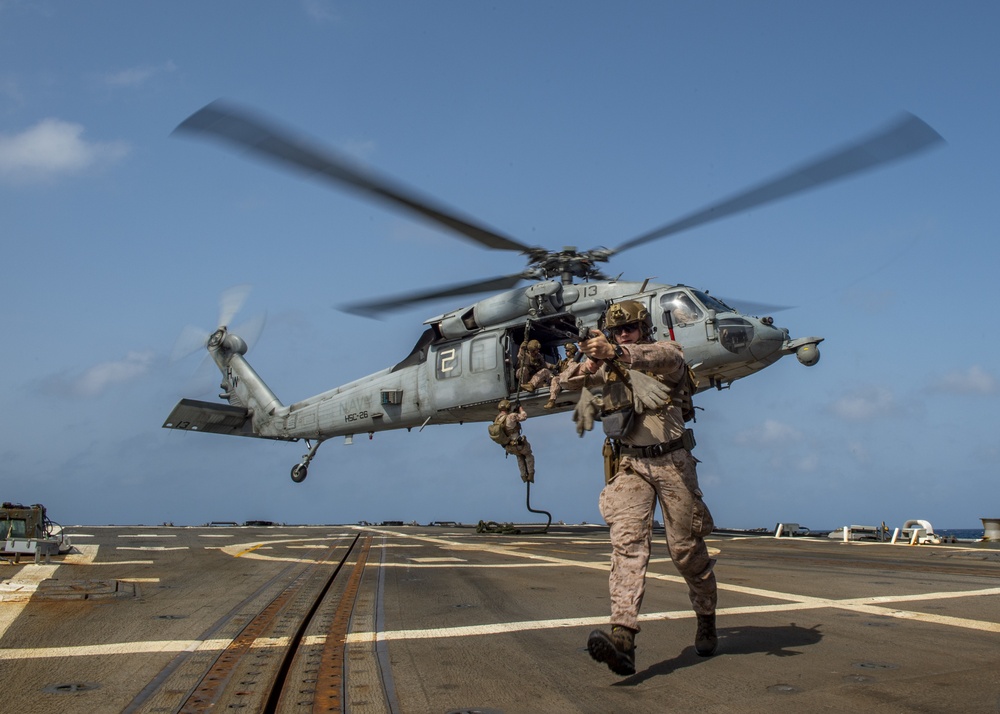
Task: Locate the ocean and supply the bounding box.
[936,528,986,540]
[808,528,984,539]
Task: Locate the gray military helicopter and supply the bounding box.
[162,101,942,482]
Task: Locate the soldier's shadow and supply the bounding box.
[614,622,823,686]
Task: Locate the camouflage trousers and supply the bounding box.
[548,375,563,402]
[598,448,716,632]
[521,367,553,390]
[504,437,535,483]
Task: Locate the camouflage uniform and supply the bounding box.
[544,343,579,408]
[516,341,555,392]
[564,340,716,632]
[498,406,535,483]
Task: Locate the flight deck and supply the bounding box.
[1,524,998,713]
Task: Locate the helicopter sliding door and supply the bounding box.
[428,333,506,421]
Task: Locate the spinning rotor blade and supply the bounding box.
[175,100,533,254]
[218,283,251,328]
[613,113,944,255]
[341,273,528,318]
[171,324,211,362]
[716,297,793,315]
[170,284,256,361]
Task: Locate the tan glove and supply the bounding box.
[628,369,671,414]
[572,388,603,437]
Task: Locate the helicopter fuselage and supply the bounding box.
[163,280,821,481]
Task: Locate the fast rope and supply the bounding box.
[525,481,551,533]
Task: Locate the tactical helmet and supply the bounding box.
[526,339,541,351]
[564,342,578,355]
[498,399,511,411]
[605,300,653,340]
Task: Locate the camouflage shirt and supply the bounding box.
[563,340,687,446]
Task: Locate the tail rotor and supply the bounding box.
[171,284,257,362]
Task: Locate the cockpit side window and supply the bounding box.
[660,291,704,326]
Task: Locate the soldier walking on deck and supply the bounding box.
[563,300,717,675]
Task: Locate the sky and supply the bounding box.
[1,2,997,530]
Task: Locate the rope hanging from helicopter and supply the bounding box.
[514,319,534,409]
[524,481,552,533]
[520,318,552,531]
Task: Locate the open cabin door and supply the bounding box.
[502,314,582,395]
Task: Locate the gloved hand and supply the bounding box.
[573,388,603,437]
[628,370,671,414]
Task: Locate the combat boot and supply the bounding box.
[695,613,718,656]
[587,626,636,676]
[543,399,555,409]
[520,383,535,393]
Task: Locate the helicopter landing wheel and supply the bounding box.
[291,464,308,483]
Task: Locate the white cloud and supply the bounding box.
[735,418,801,446]
[933,365,997,395]
[0,118,130,183]
[302,0,339,22]
[73,351,156,397]
[795,453,819,472]
[830,386,896,421]
[103,60,176,88]
[41,351,156,398]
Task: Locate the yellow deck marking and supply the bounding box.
[234,543,266,557]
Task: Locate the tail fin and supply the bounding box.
[207,327,284,427]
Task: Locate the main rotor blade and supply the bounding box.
[341,274,528,318]
[613,113,944,255]
[715,297,793,315]
[175,100,533,254]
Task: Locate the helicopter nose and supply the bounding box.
[749,322,788,362]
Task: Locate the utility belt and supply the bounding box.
[603,429,696,484]
[615,428,696,459]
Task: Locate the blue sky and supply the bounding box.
[1,2,997,530]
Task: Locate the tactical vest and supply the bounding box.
[487,414,517,446]
[677,365,699,423]
[599,361,699,440]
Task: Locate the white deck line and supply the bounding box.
[1,529,997,661]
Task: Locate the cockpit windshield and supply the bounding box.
[660,290,704,326]
[691,289,736,313]
[660,288,739,329]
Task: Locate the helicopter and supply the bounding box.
[162,101,942,482]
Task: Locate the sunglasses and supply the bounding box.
[608,323,640,336]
